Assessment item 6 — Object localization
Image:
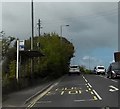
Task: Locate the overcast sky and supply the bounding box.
[2,2,118,69]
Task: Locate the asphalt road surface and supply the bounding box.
[27,74,119,108]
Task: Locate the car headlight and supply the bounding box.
[112,71,115,74]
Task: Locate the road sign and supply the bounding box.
[19,40,25,51]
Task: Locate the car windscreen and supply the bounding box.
[98,67,104,69]
[70,66,79,68]
[112,63,120,70]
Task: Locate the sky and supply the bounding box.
[2,1,119,69]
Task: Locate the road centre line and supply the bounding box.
[87,83,92,88]
[92,90,102,100]
[82,75,102,101]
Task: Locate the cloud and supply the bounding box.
[80,55,104,69]
[2,2,118,68]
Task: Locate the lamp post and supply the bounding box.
[60,25,69,43]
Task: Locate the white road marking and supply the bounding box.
[85,79,88,82]
[36,101,52,104]
[55,88,58,91]
[68,90,78,94]
[79,90,82,94]
[111,79,118,83]
[91,91,94,94]
[97,75,118,83]
[26,84,55,108]
[109,85,119,92]
[62,88,64,90]
[74,99,95,102]
[82,75,102,101]
[87,83,92,88]
[92,90,102,100]
[26,76,65,109]
[61,91,64,95]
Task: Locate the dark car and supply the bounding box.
[107,62,120,79]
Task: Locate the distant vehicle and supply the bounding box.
[69,65,80,75]
[107,62,120,79]
[94,65,106,75]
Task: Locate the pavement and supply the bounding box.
[2,79,55,107]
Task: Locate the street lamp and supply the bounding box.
[60,25,69,45]
[60,25,69,37]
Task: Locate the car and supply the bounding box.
[69,65,80,75]
[107,62,120,79]
[94,65,106,75]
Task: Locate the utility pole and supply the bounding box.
[31,0,34,79]
[37,19,42,36]
[31,0,34,50]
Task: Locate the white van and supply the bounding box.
[94,65,106,75]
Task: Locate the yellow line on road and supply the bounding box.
[79,90,82,94]
[55,88,58,91]
[93,96,98,100]
[91,91,94,95]
[88,88,91,91]
[61,91,64,95]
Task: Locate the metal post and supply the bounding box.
[60,25,69,44]
[16,40,19,82]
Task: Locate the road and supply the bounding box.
[26,74,119,108]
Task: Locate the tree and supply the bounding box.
[2,35,16,60]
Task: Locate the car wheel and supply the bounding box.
[97,72,100,75]
[103,72,105,75]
